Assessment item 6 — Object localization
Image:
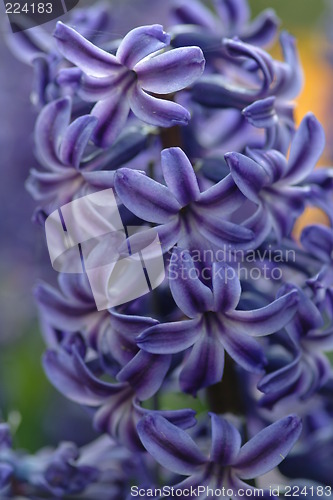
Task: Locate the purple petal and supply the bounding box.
[212,263,241,312]
[227,473,274,500]
[59,115,98,169]
[277,284,323,340]
[233,415,302,479]
[0,463,13,489]
[93,390,139,450]
[247,148,289,183]
[76,70,130,102]
[56,67,82,94]
[243,9,280,47]
[227,290,299,336]
[136,46,205,94]
[258,354,302,394]
[35,97,71,168]
[42,349,124,406]
[54,21,121,77]
[115,168,181,223]
[34,282,95,331]
[223,38,274,93]
[120,219,181,255]
[273,31,303,100]
[172,0,217,29]
[128,85,191,127]
[214,0,249,34]
[266,188,305,239]
[58,273,93,303]
[192,75,251,109]
[219,322,267,373]
[180,333,225,394]
[116,25,170,69]
[242,97,278,128]
[195,174,246,215]
[4,23,54,64]
[305,329,333,351]
[283,113,325,185]
[241,203,272,248]
[301,224,333,264]
[225,152,269,203]
[91,95,130,147]
[161,148,200,206]
[196,213,254,249]
[133,399,197,430]
[81,171,116,189]
[169,248,214,317]
[137,415,207,475]
[117,351,171,400]
[26,169,74,203]
[110,310,158,337]
[137,317,203,354]
[209,414,241,465]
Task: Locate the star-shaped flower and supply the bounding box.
[137,248,299,395]
[138,412,302,499]
[54,22,205,146]
[115,147,256,254]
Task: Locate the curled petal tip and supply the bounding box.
[280,30,296,44]
[53,21,68,40]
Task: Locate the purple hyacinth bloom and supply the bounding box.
[34,273,109,350]
[43,442,99,497]
[137,248,299,395]
[225,113,325,244]
[5,4,113,108]
[191,32,302,154]
[171,0,279,57]
[27,97,114,213]
[138,413,302,498]
[26,96,152,214]
[304,167,333,224]
[301,224,333,317]
[192,32,302,109]
[42,335,196,451]
[258,284,333,407]
[0,424,14,490]
[34,272,161,358]
[114,146,260,253]
[54,22,205,147]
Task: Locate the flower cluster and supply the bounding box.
[4,0,333,497]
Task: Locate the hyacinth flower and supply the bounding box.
[171,0,279,57]
[192,32,302,111]
[34,271,163,359]
[54,22,205,147]
[301,224,333,316]
[224,113,325,244]
[0,431,99,496]
[191,32,302,154]
[258,285,333,407]
[5,3,113,108]
[0,428,150,498]
[5,0,333,494]
[279,404,333,488]
[0,424,92,497]
[43,333,196,451]
[114,146,267,254]
[26,96,154,214]
[303,167,333,225]
[138,413,302,498]
[0,424,14,491]
[137,248,299,395]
